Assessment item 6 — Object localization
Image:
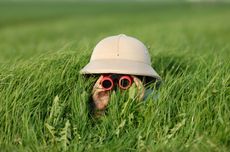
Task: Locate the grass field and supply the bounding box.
[0,1,230,151]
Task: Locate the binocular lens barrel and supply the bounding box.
[101,78,113,90]
[101,75,132,90]
[119,76,132,89]
[120,79,129,87]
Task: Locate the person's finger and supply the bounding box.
[93,75,104,90]
[131,76,145,100]
[92,75,106,96]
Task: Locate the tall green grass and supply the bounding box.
[0,1,230,151]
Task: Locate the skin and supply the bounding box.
[92,75,145,111]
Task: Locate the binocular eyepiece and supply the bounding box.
[101,75,133,90]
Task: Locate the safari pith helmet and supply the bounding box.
[80,34,161,80]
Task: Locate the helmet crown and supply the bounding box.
[90,34,151,65]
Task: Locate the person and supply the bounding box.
[80,34,161,115]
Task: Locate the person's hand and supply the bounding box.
[92,75,110,111]
[130,76,145,100]
[91,75,145,113]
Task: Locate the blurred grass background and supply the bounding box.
[1,1,229,63]
[0,1,230,151]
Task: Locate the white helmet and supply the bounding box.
[80,34,161,80]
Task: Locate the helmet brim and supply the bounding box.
[80,59,161,80]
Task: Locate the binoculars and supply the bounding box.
[100,75,133,90]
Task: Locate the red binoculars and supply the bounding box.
[100,75,133,90]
